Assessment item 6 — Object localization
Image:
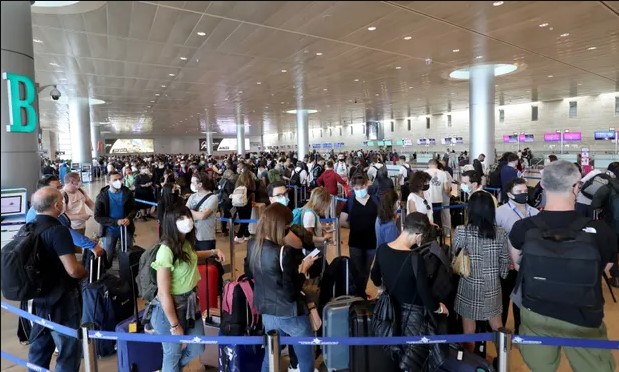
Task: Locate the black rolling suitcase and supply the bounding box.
[349,300,399,372]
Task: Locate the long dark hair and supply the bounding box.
[467,191,496,239]
[404,212,435,245]
[160,205,195,264]
[378,189,399,224]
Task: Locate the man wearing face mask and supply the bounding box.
[495,178,539,335]
[94,171,137,267]
[460,170,498,206]
[267,181,289,207]
[27,187,88,371]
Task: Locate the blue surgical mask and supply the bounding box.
[276,196,289,206]
[355,188,368,198]
[460,183,471,194]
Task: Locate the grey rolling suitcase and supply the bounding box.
[322,296,364,371]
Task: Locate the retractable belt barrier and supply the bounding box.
[134,198,158,207]
[3,301,618,372]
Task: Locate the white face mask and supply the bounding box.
[190,184,198,193]
[111,180,122,190]
[176,218,194,234]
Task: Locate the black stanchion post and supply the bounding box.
[294,186,298,209]
[81,322,98,372]
[266,330,281,372]
[496,327,512,372]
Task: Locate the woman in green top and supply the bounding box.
[150,205,225,372]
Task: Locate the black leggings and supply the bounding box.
[236,205,252,238]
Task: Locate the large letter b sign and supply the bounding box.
[3,72,37,133]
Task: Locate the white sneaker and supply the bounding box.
[287,366,318,372]
[234,237,244,244]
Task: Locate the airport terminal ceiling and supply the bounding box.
[32,1,619,137]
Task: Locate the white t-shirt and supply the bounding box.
[407,193,434,224]
[302,209,322,237]
[424,168,449,203]
[399,164,412,186]
[64,189,93,230]
[367,163,384,180]
[293,167,309,186]
[335,161,348,178]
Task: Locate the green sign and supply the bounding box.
[3,72,37,133]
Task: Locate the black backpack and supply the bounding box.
[580,173,612,200]
[488,161,505,188]
[220,275,261,336]
[1,220,60,301]
[517,217,602,312]
[290,170,301,187]
[412,241,454,302]
[310,165,324,188]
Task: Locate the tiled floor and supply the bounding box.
[1,179,617,371]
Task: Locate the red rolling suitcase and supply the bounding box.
[198,259,220,314]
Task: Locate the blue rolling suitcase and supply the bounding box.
[116,310,163,372]
[218,329,265,372]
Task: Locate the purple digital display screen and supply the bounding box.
[544,133,561,142]
[563,132,581,141]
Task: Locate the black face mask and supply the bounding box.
[511,193,528,205]
[422,184,430,191]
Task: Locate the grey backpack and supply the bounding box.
[137,243,161,302]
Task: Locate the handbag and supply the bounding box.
[451,228,471,278]
[280,246,322,332]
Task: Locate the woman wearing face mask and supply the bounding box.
[340,173,380,297]
[370,212,449,371]
[135,165,155,221]
[453,191,509,352]
[406,171,436,226]
[150,205,225,372]
[187,172,221,252]
[375,189,401,247]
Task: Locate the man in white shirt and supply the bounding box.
[424,159,451,230]
[367,159,384,181]
[398,156,412,187]
[335,154,348,181]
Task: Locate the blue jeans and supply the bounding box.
[349,247,376,295]
[28,288,82,372]
[261,314,314,372]
[103,227,133,267]
[151,303,204,372]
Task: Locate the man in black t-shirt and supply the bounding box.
[28,187,88,371]
[509,160,617,372]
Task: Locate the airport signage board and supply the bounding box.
[563,132,582,141]
[3,72,37,133]
[594,130,616,140]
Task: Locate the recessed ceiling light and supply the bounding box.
[539,23,549,28]
[367,26,377,31]
[409,86,413,89]
[354,79,359,82]
[587,46,597,50]
[323,88,328,91]
[146,105,151,108]
[375,93,379,96]
[33,39,43,44]
[197,32,206,36]
[150,100,155,103]
[280,102,285,104]
[161,85,166,88]
[256,82,262,85]
[475,55,484,59]
[180,57,187,61]
[239,91,243,94]
[560,33,570,37]
[49,62,59,66]
[493,1,504,5]
[452,49,460,53]
[281,69,287,73]
[547,75,554,78]
[155,93,160,96]
[577,83,583,86]
[169,73,175,76]
[404,36,412,40]
[395,66,402,70]
[316,52,323,56]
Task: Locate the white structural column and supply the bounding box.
[236,107,245,156]
[468,65,496,165]
[206,131,213,156]
[0,1,40,195]
[69,97,93,165]
[90,123,101,158]
[297,110,309,160]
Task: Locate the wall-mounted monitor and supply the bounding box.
[417,138,427,145]
[428,138,436,145]
[366,141,375,146]
[520,134,535,142]
[454,137,464,144]
[384,140,392,146]
[403,139,413,146]
[594,131,616,140]
[564,132,582,141]
[503,135,517,143]
[1,190,27,217]
[396,140,404,146]
[441,137,452,145]
[377,140,385,146]
[543,133,561,142]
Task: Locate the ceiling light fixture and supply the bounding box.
[539,23,549,28]
[256,82,262,85]
[286,109,318,114]
[197,32,206,36]
[161,85,166,88]
[33,39,43,44]
[33,1,79,7]
[475,55,483,59]
[449,63,519,80]
[493,1,504,6]
[316,52,323,56]
[323,88,328,91]
[180,57,187,60]
[404,36,412,40]
[150,100,155,103]
[587,46,597,50]
[560,33,570,37]
[49,62,59,66]
[169,73,175,76]
[452,49,460,53]
[155,93,160,96]
[281,69,287,73]
[547,75,553,78]
[354,78,359,82]
[367,26,377,31]
[395,66,402,69]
